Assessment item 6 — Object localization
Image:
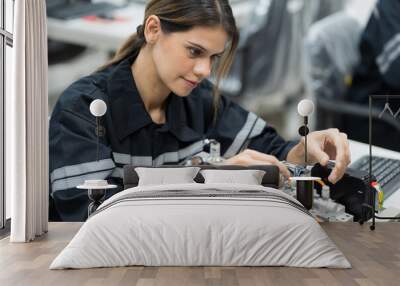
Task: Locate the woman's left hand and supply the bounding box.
[287,128,351,184]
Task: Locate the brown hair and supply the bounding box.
[99,0,239,110]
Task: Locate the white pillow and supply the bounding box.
[200,169,266,185]
[135,167,200,186]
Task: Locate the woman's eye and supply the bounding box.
[188,47,202,57]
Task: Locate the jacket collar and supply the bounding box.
[106,55,202,142]
[166,93,204,142]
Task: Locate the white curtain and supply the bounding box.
[7,0,48,242]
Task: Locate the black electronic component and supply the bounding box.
[311,162,376,223]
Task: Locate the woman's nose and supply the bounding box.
[193,58,212,79]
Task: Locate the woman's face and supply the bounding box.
[150,22,229,97]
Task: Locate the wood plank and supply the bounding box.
[0,222,399,286]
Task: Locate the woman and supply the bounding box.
[49,0,350,221]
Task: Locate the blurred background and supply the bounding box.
[47,0,383,144]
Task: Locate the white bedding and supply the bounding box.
[50,183,351,269]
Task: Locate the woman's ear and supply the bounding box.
[144,15,162,44]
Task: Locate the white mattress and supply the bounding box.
[50,183,351,269]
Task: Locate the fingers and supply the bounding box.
[254,159,290,178]
[325,129,351,183]
[243,149,291,178]
[306,130,330,166]
[310,145,330,166]
[306,129,351,184]
[225,149,290,178]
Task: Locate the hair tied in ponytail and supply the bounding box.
[136,24,144,37]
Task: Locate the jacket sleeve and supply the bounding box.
[49,99,120,221]
[210,95,297,161]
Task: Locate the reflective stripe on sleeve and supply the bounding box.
[113,140,206,167]
[112,153,152,166]
[153,140,205,166]
[249,117,267,138]
[51,169,114,192]
[377,33,400,74]
[111,167,124,178]
[50,158,115,182]
[223,113,266,158]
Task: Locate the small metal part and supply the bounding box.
[203,139,225,164]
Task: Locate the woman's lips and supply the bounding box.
[183,78,199,88]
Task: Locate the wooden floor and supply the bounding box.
[0,222,399,286]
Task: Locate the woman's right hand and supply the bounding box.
[224,149,290,178]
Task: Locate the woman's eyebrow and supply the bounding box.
[187,41,224,55]
[187,41,207,51]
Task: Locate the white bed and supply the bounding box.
[50,183,351,269]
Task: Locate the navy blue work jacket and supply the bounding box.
[347,0,400,102]
[343,0,400,150]
[49,54,296,221]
